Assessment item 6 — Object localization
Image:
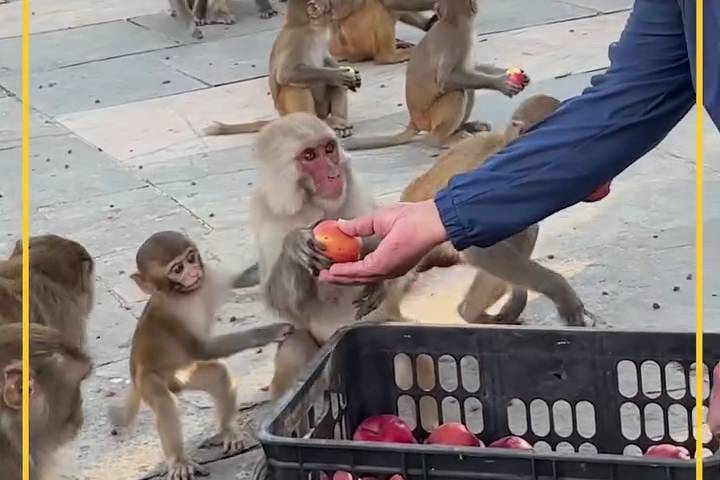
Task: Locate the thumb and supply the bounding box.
[336,214,376,237]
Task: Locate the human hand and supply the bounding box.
[318,200,449,285]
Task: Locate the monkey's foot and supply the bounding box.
[170,9,177,17]
[210,12,237,24]
[200,430,244,454]
[326,118,354,138]
[190,27,204,39]
[259,7,278,18]
[395,38,414,49]
[166,458,209,480]
[461,121,492,133]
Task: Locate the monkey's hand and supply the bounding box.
[200,428,244,454]
[353,283,386,319]
[166,458,209,479]
[336,66,362,92]
[493,74,525,98]
[395,39,414,49]
[284,228,333,276]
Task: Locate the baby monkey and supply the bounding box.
[109,231,292,480]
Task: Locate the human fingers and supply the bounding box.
[336,213,378,237]
[318,270,385,285]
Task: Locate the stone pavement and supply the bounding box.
[0,0,719,478]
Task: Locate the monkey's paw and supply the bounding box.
[339,66,362,91]
[333,124,354,138]
[395,38,414,49]
[200,430,244,454]
[191,27,204,40]
[259,7,278,19]
[166,458,209,480]
[461,121,492,134]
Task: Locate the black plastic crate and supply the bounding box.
[257,324,720,479]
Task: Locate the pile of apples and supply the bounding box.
[321,414,693,479]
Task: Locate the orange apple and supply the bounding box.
[313,220,362,264]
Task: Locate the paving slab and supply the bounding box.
[143,29,278,87]
[0,20,178,75]
[0,97,67,150]
[474,0,599,34]
[0,0,165,39]
[564,0,634,13]
[1,53,208,116]
[130,0,287,44]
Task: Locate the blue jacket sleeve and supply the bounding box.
[435,0,695,250]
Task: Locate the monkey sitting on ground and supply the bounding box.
[399,94,594,327]
[329,0,438,65]
[248,113,414,403]
[107,231,292,480]
[203,0,363,138]
[0,323,92,480]
[169,0,280,39]
[0,234,95,348]
[343,0,530,151]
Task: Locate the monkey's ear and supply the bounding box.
[130,272,156,295]
[511,120,527,134]
[2,361,28,410]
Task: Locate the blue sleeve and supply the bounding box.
[435,0,695,250]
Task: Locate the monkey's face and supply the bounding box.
[165,247,205,294]
[306,0,332,21]
[297,137,346,201]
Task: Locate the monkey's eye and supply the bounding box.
[187,252,196,263]
[325,141,336,154]
[302,148,317,161]
[172,263,184,275]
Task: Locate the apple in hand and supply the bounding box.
[488,436,533,450]
[313,220,362,264]
[644,444,691,459]
[583,181,612,202]
[425,422,484,447]
[352,415,417,444]
[506,67,527,88]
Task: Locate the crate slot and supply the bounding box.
[617,360,638,398]
[665,361,687,399]
[668,403,689,441]
[459,355,480,393]
[416,354,436,391]
[620,402,641,440]
[643,402,665,440]
[438,354,458,392]
[393,353,413,391]
[530,399,551,437]
[463,397,483,434]
[640,361,662,399]
[575,401,596,439]
[419,395,439,431]
[551,400,573,438]
[440,396,461,424]
[507,398,528,436]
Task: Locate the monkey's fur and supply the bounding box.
[343,0,529,151]
[169,0,281,39]
[401,94,594,326]
[203,0,363,138]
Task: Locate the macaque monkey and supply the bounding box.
[203,0,363,138]
[329,0,438,65]
[0,323,92,480]
[0,235,94,348]
[399,94,593,327]
[247,113,413,402]
[170,0,281,39]
[343,0,530,151]
[710,362,720,441]
[107,231,292,480]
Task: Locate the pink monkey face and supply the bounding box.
[297,138,345,200]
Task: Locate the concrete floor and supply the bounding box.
[0,0,719,478]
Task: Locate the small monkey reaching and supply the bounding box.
[343,0,530,150]
[108,231,292,480]
[400,94,594,327]
[204,0,362,138]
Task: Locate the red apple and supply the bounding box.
[506,67,526,87]
[388,476,406,480]
[313,220,362,264]
[710,363,720,439]
[332,472,353,480]
[583,181,612,202]
[425,422,484,447]
[644,444,691,460]
[352,414,417,444]
[488,435,533,450]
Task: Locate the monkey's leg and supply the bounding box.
[206,0,237,24]
[395,11,431,32]
[374,15,412,65]
[457,90,491,134]
[325,87,354,138]
[270,330,319,403]
[464,244,590,327]
[276,86,317,116]
[140,373,209,479]
[184,361,243,454]
[108,385,142,427]
[254,0,278,19]
[168,0,203,39]
[458,271,526,325]
[425,92,471,147]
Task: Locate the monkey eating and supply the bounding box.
[0,234,95,349]
[107,231,292,480]
[400,94,594,327]
[169,0,281,39]
[0,323,92,480]
[343,0,530,151]
[329,0,438,65]
[203,0,363,138]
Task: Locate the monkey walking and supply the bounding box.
[169,0,281,39]
[400,94,595,327]
[203,0,363,138]
[343,0,531,151]
[107,232,292,480]
[329,0,438,65]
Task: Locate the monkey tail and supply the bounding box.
[108,385,142,428]
[203,120,272,136]
[232,263,260,288]
[342,124,419,151]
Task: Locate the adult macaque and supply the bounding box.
[0,234,95,348]
[0,323,92,480]
[204,0,363,138]
[329,0,437,65]
[107,231,292,480]
[248,113,413,402]
[343,0,530,150]
[400,94,593,327]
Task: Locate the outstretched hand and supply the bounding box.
[318,200,449,285]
